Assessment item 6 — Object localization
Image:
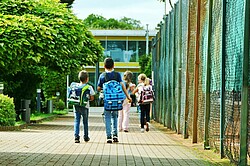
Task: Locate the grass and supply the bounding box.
[15,121,26,126]
[52,109,68,115]
[30,109,68,120]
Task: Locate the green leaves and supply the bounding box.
[83,14,143,30]
[0,0,103,74]
[0,94,15,126]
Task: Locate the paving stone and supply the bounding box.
[0,107,215,166]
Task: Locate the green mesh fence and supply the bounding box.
[224,0,244,164]
[186,0,196,138]
[197,0,207,143]
[208,0,223,151]
[151,0,249,164]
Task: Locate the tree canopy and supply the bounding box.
[60,0,75,8]
[0,0,103,110]
[0,0,103,75]
[83,14,143,30]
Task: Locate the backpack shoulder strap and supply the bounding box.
[104,71,119,82]
[81,84,90,92]
[103,72,108,82]
[113,71,118,81]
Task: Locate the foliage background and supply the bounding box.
[0,94,16,126]
[0,0,103,112]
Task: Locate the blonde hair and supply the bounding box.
[138,73,147,82]
[145,78,150,86]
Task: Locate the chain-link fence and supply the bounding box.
[152,0,249,165]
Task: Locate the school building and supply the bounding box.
[84,29,157,86]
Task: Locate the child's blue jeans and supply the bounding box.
[74,105,89,139]
[104,110,118,139]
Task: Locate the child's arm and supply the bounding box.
[89,86,95,101]
[130,83,136,92]
[131,87,138,95]
[97,86,102,92]
[89,95,94,101]
[121,82,132,102]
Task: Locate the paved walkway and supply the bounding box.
[0,107,214,166]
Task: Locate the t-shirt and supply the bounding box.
[97,71,122,89]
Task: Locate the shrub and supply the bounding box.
[0,94,16,126]
[54,99,65,110]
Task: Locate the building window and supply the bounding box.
[100,40,151,62]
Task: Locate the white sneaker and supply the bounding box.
[141,128,144,133]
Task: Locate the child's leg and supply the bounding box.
[145,104,151,123]
[111,111,119,137]
[74,107,81,138]
[82,107,89,141]
[104,110,112,139]
[123,103,131,131]
[118,109,123,131]
[140,105,146,129]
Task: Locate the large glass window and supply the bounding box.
[128,41,137,62]
[138,41,146,57]
[103,41,126,62]
[100,40,151,62]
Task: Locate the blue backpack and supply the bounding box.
[67,82,90,107]
[103,72,126,111]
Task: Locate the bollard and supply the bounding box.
[21,99,31,124]
[47,100,53,114]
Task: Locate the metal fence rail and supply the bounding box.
[151,0,249,165]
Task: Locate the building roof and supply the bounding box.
[90,30,157,37]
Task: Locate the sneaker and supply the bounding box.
[84,137,90,142]
[146,122,149,132]
[141,128,144,133]
[113,135,119,143]
[107,136,112,144]
[75,137,80,143]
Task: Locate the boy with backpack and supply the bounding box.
[68,70,95,143]
[97,57,132,143]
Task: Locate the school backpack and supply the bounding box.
[103,72,126,111]
[139,85,154,105]
[67,82,90,107]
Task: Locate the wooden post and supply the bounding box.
[193,0,201,143]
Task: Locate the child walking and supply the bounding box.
[97,58,132,143]
[74,70,95,143]
[118,71,135,132]
[132,74,151,133]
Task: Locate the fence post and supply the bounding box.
[204,0,213,150]
[193,0,201,144]
[171,5,177,131]
[167,12,172,129]
[220,0,226,158]
[184,0,191,139]
[177,0,182,135]
[239,0,249,165]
